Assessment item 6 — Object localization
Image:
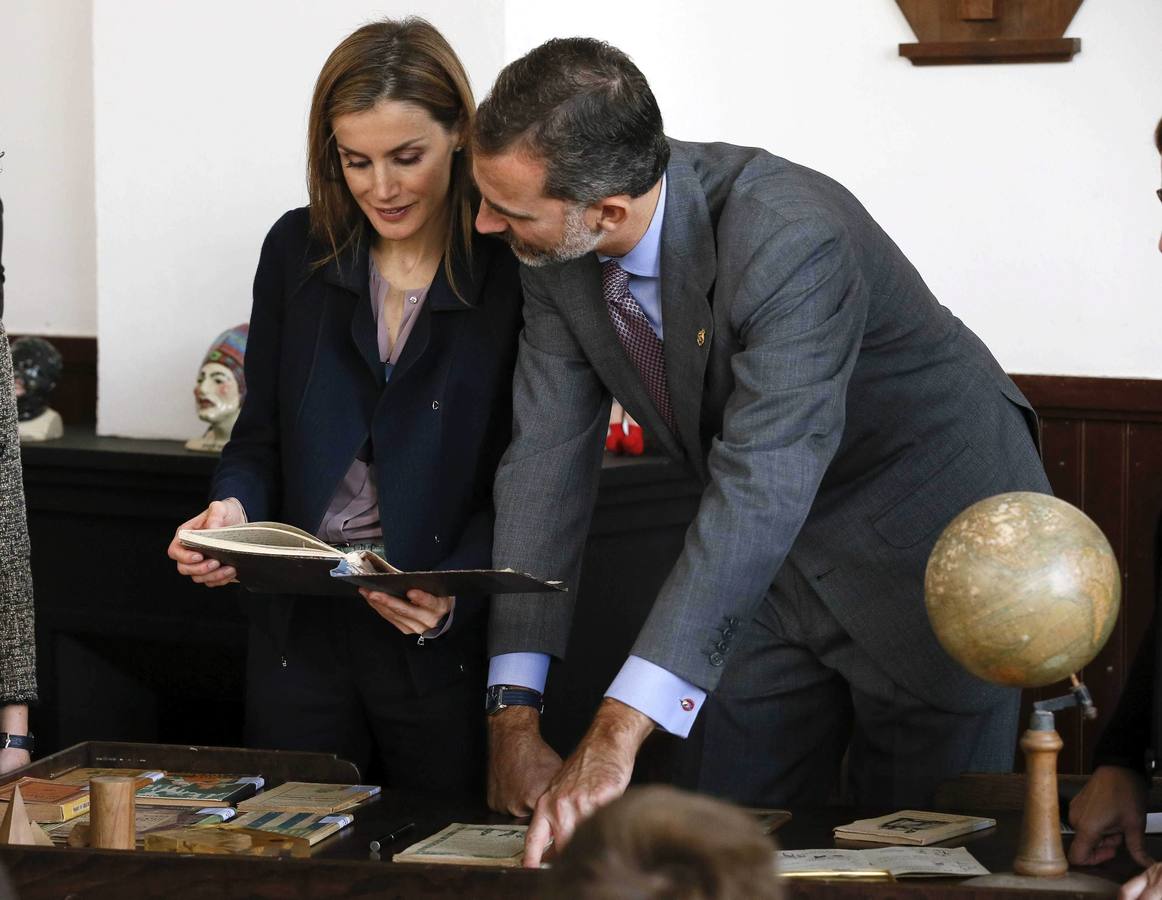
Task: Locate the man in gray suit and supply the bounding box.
[472,38,1051,866]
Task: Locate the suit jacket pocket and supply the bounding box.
[871,443,993,549]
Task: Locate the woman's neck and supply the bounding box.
[371,206,449,288]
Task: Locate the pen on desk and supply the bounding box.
[369,821,416,853]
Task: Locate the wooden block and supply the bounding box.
[959,0,998,20]
[0,787,53,846]
[143,825,306,858]
[89,776,136,850]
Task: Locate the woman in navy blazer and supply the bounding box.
[168,19,521,792]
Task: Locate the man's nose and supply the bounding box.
[475,204,504,234]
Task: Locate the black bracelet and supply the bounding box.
[0,732,34,752]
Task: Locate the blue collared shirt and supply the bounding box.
[488,174,708,737]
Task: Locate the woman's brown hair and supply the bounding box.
[306,18,475,291]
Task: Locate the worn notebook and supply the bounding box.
[833,810,996,845]
[179,522,565,598]
[135,774,264,808]
[778,846,989,878]
[392,823,527,867]
[236,782,379,814]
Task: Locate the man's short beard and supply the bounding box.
[504,203,603,268]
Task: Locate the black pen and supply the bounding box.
[369,821,416,853]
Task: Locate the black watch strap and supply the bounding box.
[485,684,543,716]
[0,732,34,752]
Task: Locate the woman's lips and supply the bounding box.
[375,202,415,222]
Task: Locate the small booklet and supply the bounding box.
[236,782,380,814]
[393,823,527,867]
[179,522,566,598]
[0,777,90,822]
[778,846,989,878]
[834,810,996,845]
[227,810,354,846]
[135,774,264,808]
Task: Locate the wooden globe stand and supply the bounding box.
[968,678,1118,894]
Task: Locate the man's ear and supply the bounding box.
[592,195,632,232]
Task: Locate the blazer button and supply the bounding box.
[721,628,734,640]
[432,400,440,410]
[434,535,440,543]
[709,651,725,667]
[715,641,728,653]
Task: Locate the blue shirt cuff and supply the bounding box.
[605,656,706,738]
[488,652,550,694]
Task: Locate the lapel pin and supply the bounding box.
[696,328,706,347]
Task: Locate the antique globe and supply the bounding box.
[925,492,1120,689]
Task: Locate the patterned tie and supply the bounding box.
[601,259,675,430]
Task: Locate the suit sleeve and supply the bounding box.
[488,268,611,660]
[1092,614,1156,777]
[631,215,867,692]
[210,217,290,521]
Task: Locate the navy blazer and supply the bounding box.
[212,207,522,671]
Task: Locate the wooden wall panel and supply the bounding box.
[1012,376,1162,774]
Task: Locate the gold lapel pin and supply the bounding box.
[696,328,706,347]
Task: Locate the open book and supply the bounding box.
[179,522,565,598]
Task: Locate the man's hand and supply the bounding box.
[522,698,654,868]
[167,499,246,587]
[1122,862,1162,900]
[1069,764,1152,867]
[487,706,562,816]
[360,588,453,636]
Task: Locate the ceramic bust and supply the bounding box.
[185,324,248,453]
[11,336,64,442]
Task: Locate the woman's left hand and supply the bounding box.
[360,588,453,636]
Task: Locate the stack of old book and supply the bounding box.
[1,766,375,854]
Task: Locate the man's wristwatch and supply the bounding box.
[484,684,543,716]
[0,732,33,752]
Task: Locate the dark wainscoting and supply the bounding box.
[1011,375,1162,775]
[20,431,700,764]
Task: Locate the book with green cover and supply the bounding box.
[227,810,354,846]
[236,781,379,814]
[135,774,264,808]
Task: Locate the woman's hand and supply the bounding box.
[360,588,454,636]
[167,499,246,587]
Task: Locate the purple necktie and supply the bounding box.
[602,259,675,430]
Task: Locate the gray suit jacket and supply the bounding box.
[489,140,1050,714]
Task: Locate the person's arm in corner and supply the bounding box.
[1069,614,1157,868]
[0,322,37,774]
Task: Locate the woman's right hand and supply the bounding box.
[167,498,246,587]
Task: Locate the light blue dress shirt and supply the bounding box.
[488,175,709,738]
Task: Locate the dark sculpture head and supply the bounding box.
[10,336,63,421]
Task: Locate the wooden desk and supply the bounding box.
[0,745,1144,898]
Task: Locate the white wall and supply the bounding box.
[504,0,1162,378]
[0,0,97,336]
[4,2,1161,437]
[91,0,505,438]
